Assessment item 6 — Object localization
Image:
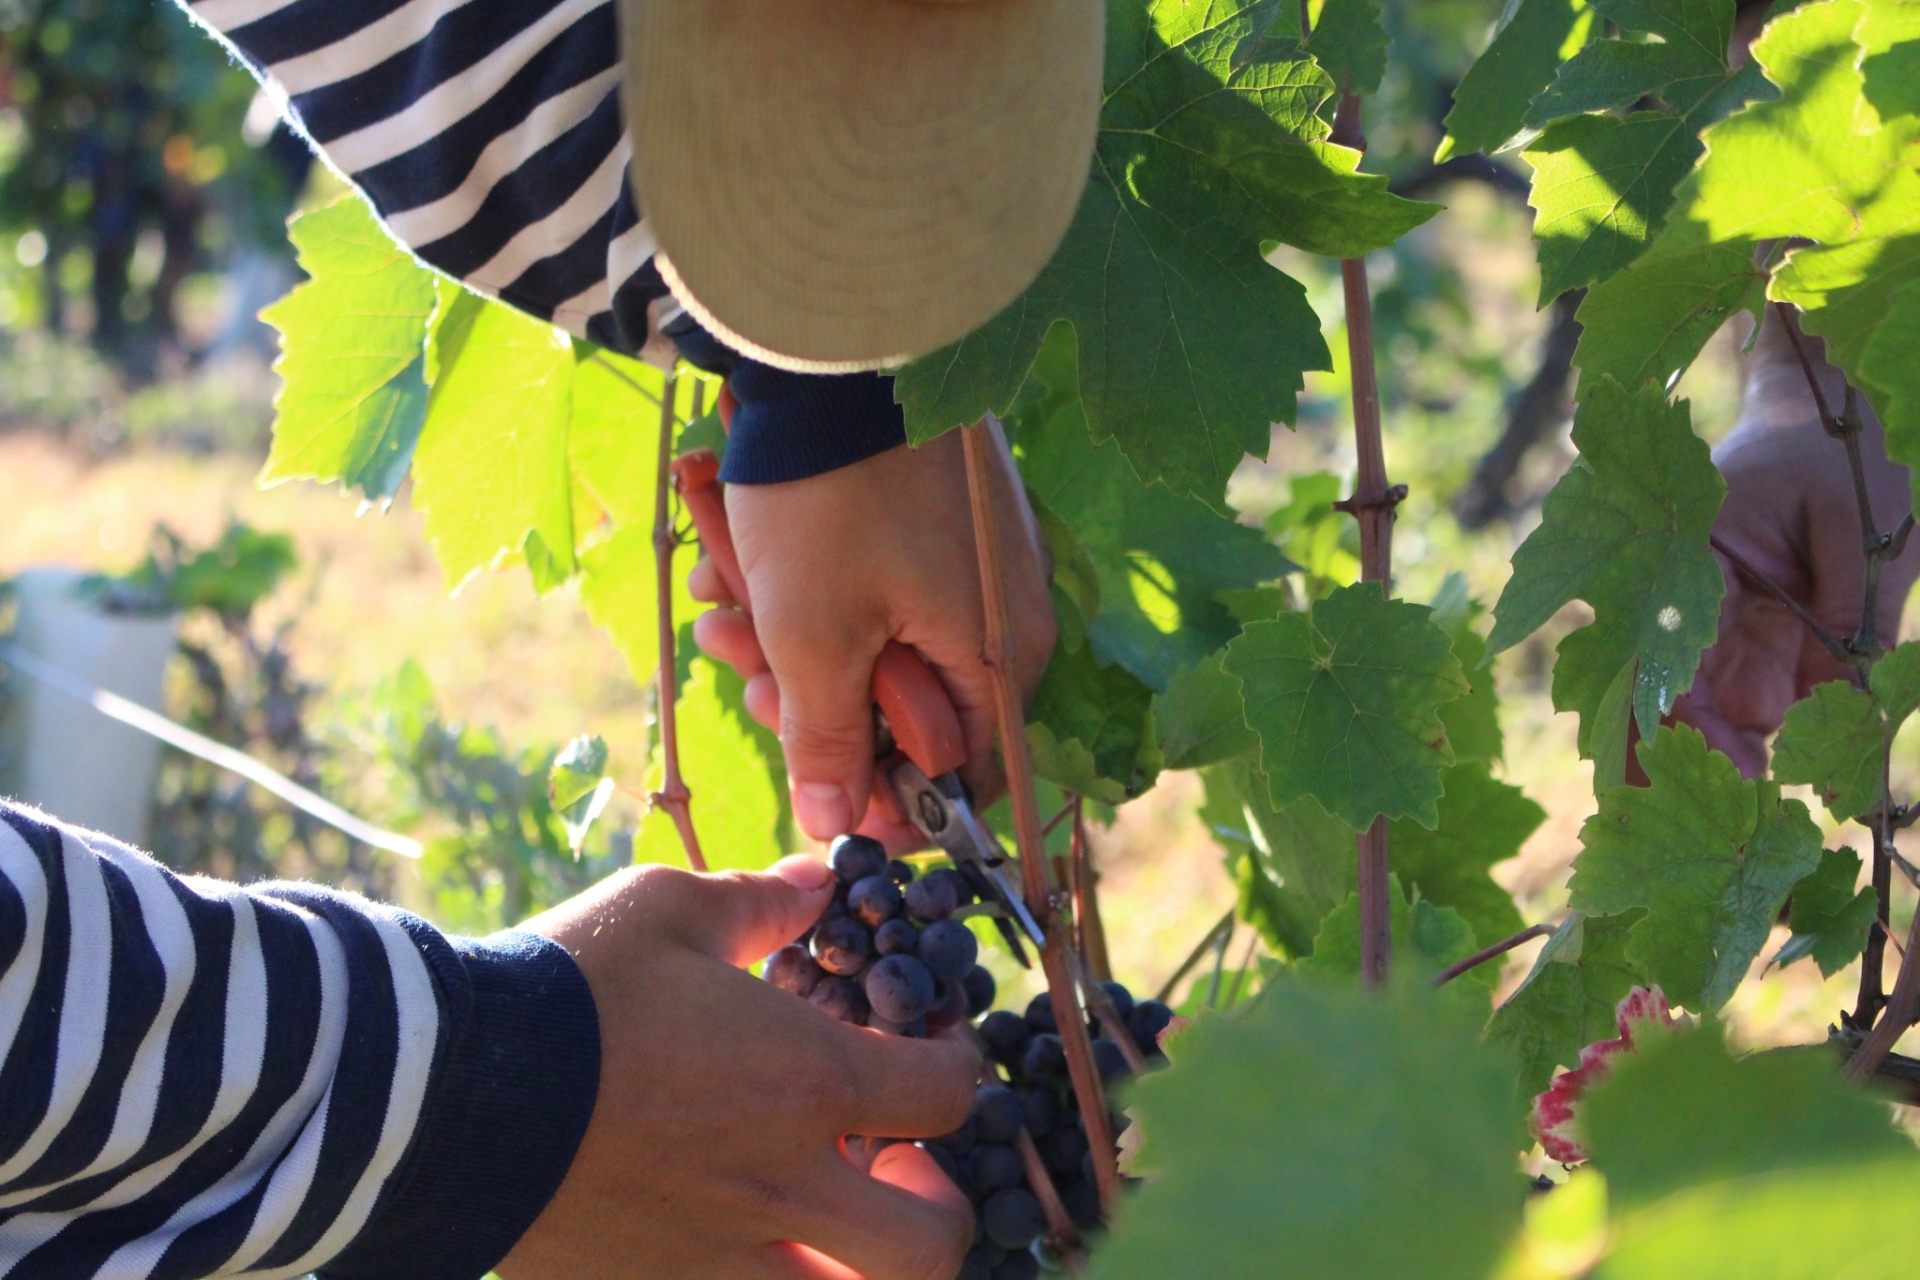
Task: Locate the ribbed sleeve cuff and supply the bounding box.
[718,363,909,484]
[317,930,600,1280]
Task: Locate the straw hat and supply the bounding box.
[623,0,1105,373]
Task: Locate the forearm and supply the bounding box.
[0,802,597,1280]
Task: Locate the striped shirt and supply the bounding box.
[182,0,913,486]
[0,802,597,1279]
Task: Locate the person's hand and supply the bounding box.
[1673,323,1920,777]
[499,858,979,1280]
[690,424,1056,846]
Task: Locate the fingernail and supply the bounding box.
[772,855,833,893]
[794,783,852,840]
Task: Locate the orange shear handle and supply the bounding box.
[670,448,968,779]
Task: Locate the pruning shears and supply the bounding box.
[670,445,1045,965]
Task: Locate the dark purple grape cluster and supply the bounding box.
[936,984,1169,1279]
[763,834,999,1036]
[760,834,1173,1280]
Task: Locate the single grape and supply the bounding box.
[828,833,889,886]
[1024,992,1058,1035]
[1039,1116,1088,1177]
[849,874,904,927]
[933,1114,978,1157]
[979,1011,1031,1068]
[810,914,872,976]
[958,1245,999,1280]
[991,1249,1040,1280]
[1092,1036,1131,1084]
[763,943,822,997]
[972,1085,1024,1144]
[1058,1177,1102,1229]
[1129,999,1174,1056]
[867,1013,929,1038]
[808,976,868,1025]
[1098,980,1135,1022]
[887,858,917,886]
[873,917,920,957]
[904,868,961,922]
[981,1188,1046,1251]
[926,981,970,1030]
[967,1142,1023,1194]
[961,964,996,1016]
[918,919,979,983]
[1022,1033,1068,1086]
[1018,1087,1058,1138]
[865,953,936,1023]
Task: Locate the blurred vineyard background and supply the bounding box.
[0,0,1898,1048]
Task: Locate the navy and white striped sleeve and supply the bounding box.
[178,0,911,485]
[0,801,599,1280]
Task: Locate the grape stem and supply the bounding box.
[961,417,1121,1217]
[1070,802,1114,984]
[651,371,705,871]
[1155,910,1235,1005]
[1014,1126,1084,1265]
[1331,87,1398,990]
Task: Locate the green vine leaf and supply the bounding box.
[1486,911,1646,1099]
[548,734,613,853]
[259,196,437,504]
[1156,651,1259,771]
[1583,1026,1916,1209]
[1861,280,1920,497]
[1571,218,1767,396]
[1487,377,1724,771]
[1009,328,1291,686]
[1860,0,1920,120]
[1438,0,1593,159]
[1302,875,1489,986]
[1770,681,1883,819]
[1568,725,1824,1012]
[410,300,575,591]
[1388,761,1542,948]
[895,0,1437,507]
[1205,760,1359,955]
[1025,639,1160,804]
[1306,0,1389,97]
[1091,978,1524,1280]
[1776,846,1877,977]
[1226,582,1468,831]
[634,656,790,872]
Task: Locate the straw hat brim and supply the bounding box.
[624,0,1105,373]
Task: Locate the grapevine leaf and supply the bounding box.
[1770,680,1884,819]
[259,196,437,504]
[1525,39,1717,125]
[1229,845,1326,959]
[1487,378,1724,761]
[1485,911,1646,1099]
[1302,875,1490,987]
[1525,111,1704,301]
[1776,846,1877,976]
[1388,762,1541,947]
[1205,759,1357,945]
[577,527,658,685]
[1025,640,1160,804]
[895,0,1437,506]
[634,657,789,872]
[1439,0,1593,159]
[410,301,575,590]
[1861,0,1920,120]
[548,735,614,854]
[1686,0,1920,248]
[1092,979,1523,1280]
[1429,581,1505,764]
[569,348,667,530]
[1226,582,1468,831]
[1306,0,1389,96]
[1010,328,1291,686]
[1568,724,1823,1011]
[1156,650,1258,770]
[1582,1027,1914,1208]
[1599,1161,1920,1277]
[1860,281,1920,504]
[1869,635,1920,721]
[1572,218,1766,395]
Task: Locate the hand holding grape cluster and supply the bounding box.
[763,835,1172,1278]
